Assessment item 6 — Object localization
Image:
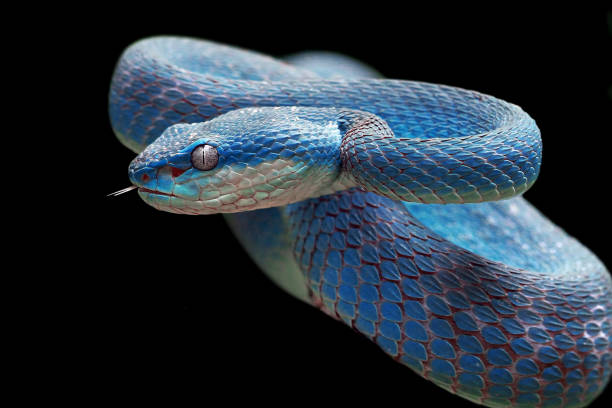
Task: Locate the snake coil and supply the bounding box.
[110,36,611,407]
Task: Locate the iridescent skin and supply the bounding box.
[110,36,611,407]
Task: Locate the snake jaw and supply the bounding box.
[134,158,342,215]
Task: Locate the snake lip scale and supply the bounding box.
[138,187,176,197]
[110,36,611,407]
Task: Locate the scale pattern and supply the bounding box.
[340,112,540,203]
[109,36,612,407]
[110,38,540,162]
[286,190,611,408]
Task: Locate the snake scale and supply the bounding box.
[109,36,611,407]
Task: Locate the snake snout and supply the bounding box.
[129,162,191,195]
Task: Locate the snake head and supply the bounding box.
[128,107,346,214]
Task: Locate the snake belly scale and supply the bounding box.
[109,36,611,407]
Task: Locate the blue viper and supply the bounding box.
[110,36,611,407]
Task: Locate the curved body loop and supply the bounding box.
[110,36,611,407]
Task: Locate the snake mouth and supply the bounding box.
[138,187,178,197]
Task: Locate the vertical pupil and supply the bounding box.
[199,146,207,167]
[202,145,211,167]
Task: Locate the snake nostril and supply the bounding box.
[142,173,150,183]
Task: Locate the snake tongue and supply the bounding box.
[107,185,138,197]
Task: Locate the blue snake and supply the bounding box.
[109,36,611,407]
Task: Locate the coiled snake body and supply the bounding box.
[110,37,611,407]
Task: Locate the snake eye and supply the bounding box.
[191,144,219,171]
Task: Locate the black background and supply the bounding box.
[73,4,611,405]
